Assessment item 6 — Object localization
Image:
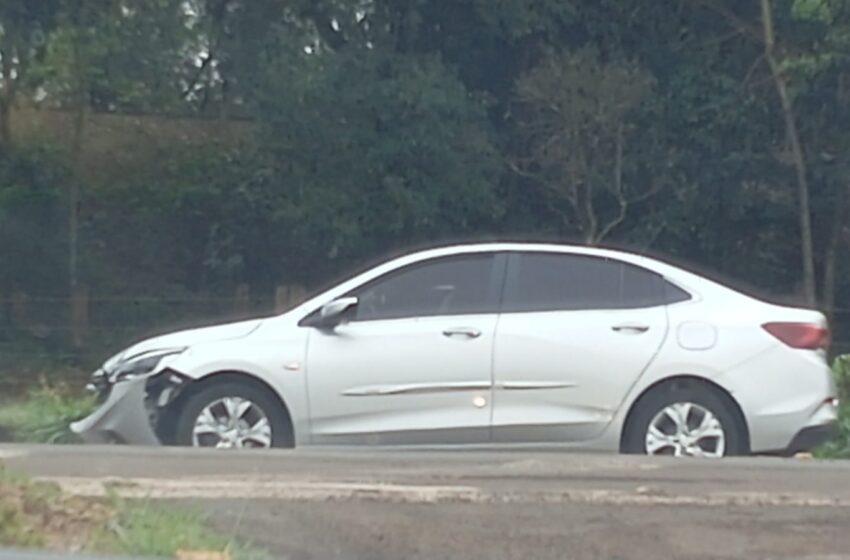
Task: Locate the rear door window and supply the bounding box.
[502,252,690,312]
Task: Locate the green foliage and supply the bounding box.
[792,0,837,23]
[833,354,850,400]
[87,144,273,290]
[0,383,94,443]
[28,1,197,112]
[257,48,503,281]
[815,402,850,459]
[0,145,68,294]
[814,355,850,459]
[0,0,63,94]
[471,0,579,38]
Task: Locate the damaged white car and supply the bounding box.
[72,243,839,457]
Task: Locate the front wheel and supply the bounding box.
[622,383,746,457]
[175,381,292,449]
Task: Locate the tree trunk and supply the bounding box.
[69,99,88,292]
[0,95,10,147]
[760,0,818,306]
[68,15,91,296]
[0,36,15,147]
[823,182,848,325]
[67,19,91,343]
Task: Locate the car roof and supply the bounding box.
[399,242,665,269]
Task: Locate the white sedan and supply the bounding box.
[72,243,839,457]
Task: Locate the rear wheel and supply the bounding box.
[622,383,746,457]
[175,381,292,449]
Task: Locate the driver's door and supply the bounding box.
[305,253,504,445]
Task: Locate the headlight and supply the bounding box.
[109,348,186,383]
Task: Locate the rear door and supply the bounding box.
[492,252,672,443]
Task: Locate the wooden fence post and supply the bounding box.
[274,285,290,314]
[287,285,307,308]
[10,292,28,329]
[273,284,309,313]
[71,286,89,348]
[234,284,251,317]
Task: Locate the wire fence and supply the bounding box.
[0,286,309,395]
[4,292,850,346]
[1,290,849,396]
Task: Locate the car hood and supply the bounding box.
[105,318,265,368]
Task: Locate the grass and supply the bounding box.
[95,497,268,559]
[0,463,112,551]
[0,468,62,549]
[0,462,267,559]
[0,382,95,443]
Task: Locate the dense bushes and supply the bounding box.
[0,146,68,297]
[816,355,850,459]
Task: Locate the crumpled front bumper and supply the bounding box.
[70,376,161,445]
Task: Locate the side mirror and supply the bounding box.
[314,296,358,329]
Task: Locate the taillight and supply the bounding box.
[762,322,830,350]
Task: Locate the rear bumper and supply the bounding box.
[784,423,838,455]
[717,344,838,453]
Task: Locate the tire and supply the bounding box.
[622,382,746,457]
[175,381,293,449]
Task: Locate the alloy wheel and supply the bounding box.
[191,396,272,449]
[644,402,726,457]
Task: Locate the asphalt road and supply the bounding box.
[3,445,850,560]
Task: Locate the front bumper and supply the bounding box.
[70,376,161,445]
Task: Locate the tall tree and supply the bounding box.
[180,0,292,115]
[256,47,502,281]
[760,0,817,305]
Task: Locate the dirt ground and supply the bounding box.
[205,498,850,560]
[5,445,850,560]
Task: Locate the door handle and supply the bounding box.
[443,327,482,339]
[611,324,650,334]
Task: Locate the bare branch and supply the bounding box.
[628,183,665,204]
[742,53,767,88]
[613,124,624,197]
[646,220,667,249]
[182,51,215,99]
[506,158,543,181]
[673,28,747,52]
[597,124,628,242]
[689,0,764,43]
[506,158,565,200]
